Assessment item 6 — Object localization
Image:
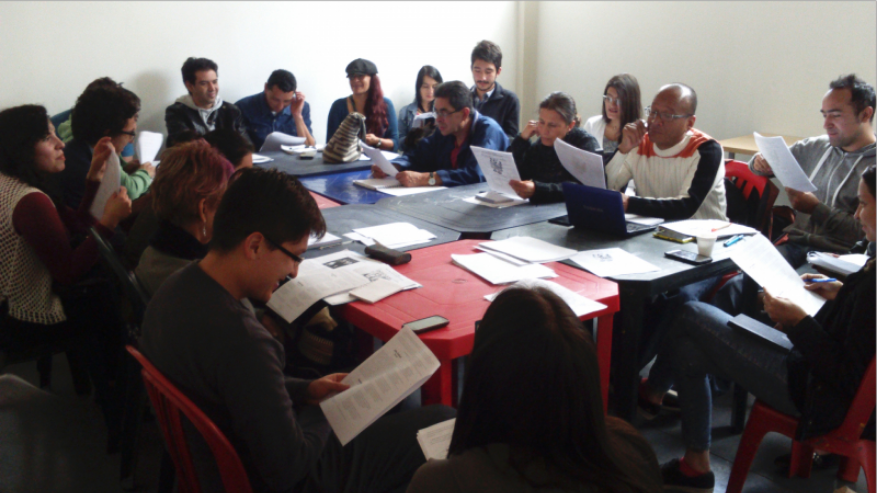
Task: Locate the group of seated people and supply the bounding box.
[0,32,874,492]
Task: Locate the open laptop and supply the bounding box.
[560,182,657,237]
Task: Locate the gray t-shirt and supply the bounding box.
[140,262,329,492]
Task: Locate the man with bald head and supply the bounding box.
[606,83,727,220]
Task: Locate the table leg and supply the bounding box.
[613,291,644,422]
[596,315,613,414]
[421,359,454,406]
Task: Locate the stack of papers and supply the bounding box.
[806,252,870,276]
[321,327,440,445]
[349,279,405,304]
[316,251,421,305]
[352,223,436,249]
[570,248,661,277]
[660,219,757,239]
[417,418,455,460]
[260,131,306,152]
[478,237,577,263]
[554,139,606,188]
[353,177,446,196]
[451,253,557,285]
[484,278,607,317]
[729,234,826,316]
[307,232,343,250]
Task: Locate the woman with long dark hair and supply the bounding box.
[508,91,600,204]
[398,65,443,153]
[0,104,132,433]
[407,287,662,493]
[584,74,642,158]
[326,58,399,151]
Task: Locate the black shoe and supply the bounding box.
[661,459,714,493]
[661,389,681,413]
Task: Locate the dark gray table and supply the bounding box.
[255,151,372,178]
[490,221,742,421]
[304,204,461,260]
[374,183,567,237]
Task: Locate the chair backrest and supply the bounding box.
[832,357,876,443]
[126,346,253,493]
[90,227,150,325]
[724,159,780,237]
[50,109,72,138]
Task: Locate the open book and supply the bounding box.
[320,327,440,445]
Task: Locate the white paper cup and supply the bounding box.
[696,234,717,258]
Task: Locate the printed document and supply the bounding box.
[136,131,163,164]
[361,143,399,176]
[417,418,455,460]
[266,257,370,323]
[485,278,607,317]
[451,253,557,285]
[479,237,577,263]
[753,132,817,192]
[660,219,756,239]
[570,248,661,277]
[353,223,436,249]
[729,234,826,316]
[554,139,606,188]
[471,146,522,198]
[260,131,306,152]
[320,327,440,445]
[90,150,122,219]
[311,250,421,305]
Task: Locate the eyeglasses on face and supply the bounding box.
[602,95,622,106]
[434,107,463,119]
[644,105,693,122]
[264,236,304,264]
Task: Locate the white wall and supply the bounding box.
[0,1,520,143]
[531,1,877,146]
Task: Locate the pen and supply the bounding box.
[723,235,744,247]
[711,223,731,232]
[807,278,838,283]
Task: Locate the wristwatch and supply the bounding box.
[428,172,436,186]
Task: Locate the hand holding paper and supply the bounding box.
[471,146,522,198]
[553,139,606,188]
[136,131,164,163]
[753,132,816,192]
[362,143,400,177]
[90,146,123,219]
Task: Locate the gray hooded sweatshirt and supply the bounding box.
[750,134,875,252]
[175,94,225,131]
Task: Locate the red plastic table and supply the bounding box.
[336,240,620,410]
[310,191,341,209]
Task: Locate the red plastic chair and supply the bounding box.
[727,358,876,493]
[126,346,253,493]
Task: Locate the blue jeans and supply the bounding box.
[647,302,799,451]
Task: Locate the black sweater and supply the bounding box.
[509,127,600,204]
[785,259,875,440]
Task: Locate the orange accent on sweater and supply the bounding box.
[637,129,714,159]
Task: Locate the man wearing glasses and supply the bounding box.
[373,81,508,187]
[606,83,727,221]
[141,167,454,492]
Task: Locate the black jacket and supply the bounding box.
[164,100,250,147]
[785,259,875,440]
[471,82,520,140]
[509,127,600,204]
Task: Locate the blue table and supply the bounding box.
[255,151,372,178]
[300,170,386,205]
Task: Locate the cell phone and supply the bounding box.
[402,316,449,334]
[664,249,713,265]
[299,149,317,160]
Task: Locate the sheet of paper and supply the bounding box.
[660,219,757,238]
[451,253,557,285]
[307,232,343,250]
[349,279,405,304]
[553,138,606,188]
[344,232,375,246]
[90,150,122,219]
[475,246,530,266]
[260,131,306,152]
[378,186,446,197]
[252,153,273,163]
[729,234,827,316]
[570,248,661,277]
[281,143,326,154]
[462,195,527,208]
[320,327,440,445]
[471,146,522,198]
[136,131,163,163]
[417,418,455,460]
[361,143,399,176]
[806,251,869,276]
[266,258,371,323]
[625,214,664,226]
[353,223,436,250]
[484,278,607,317]
[312,250,421,305]
[753,132,817,192]
[353,177,400,190]
[411,112,436,129]
[479,236,577,263]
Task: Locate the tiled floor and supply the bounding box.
[0,355,869,493]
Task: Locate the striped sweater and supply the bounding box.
[606,129,727,220]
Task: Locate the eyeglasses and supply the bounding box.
[264,236,304,264]
[434,107,463,119]
[119,130,136,138]
[644,106,693,122]
[602,95,622,106]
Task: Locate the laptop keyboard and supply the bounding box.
[625,222,655,234]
